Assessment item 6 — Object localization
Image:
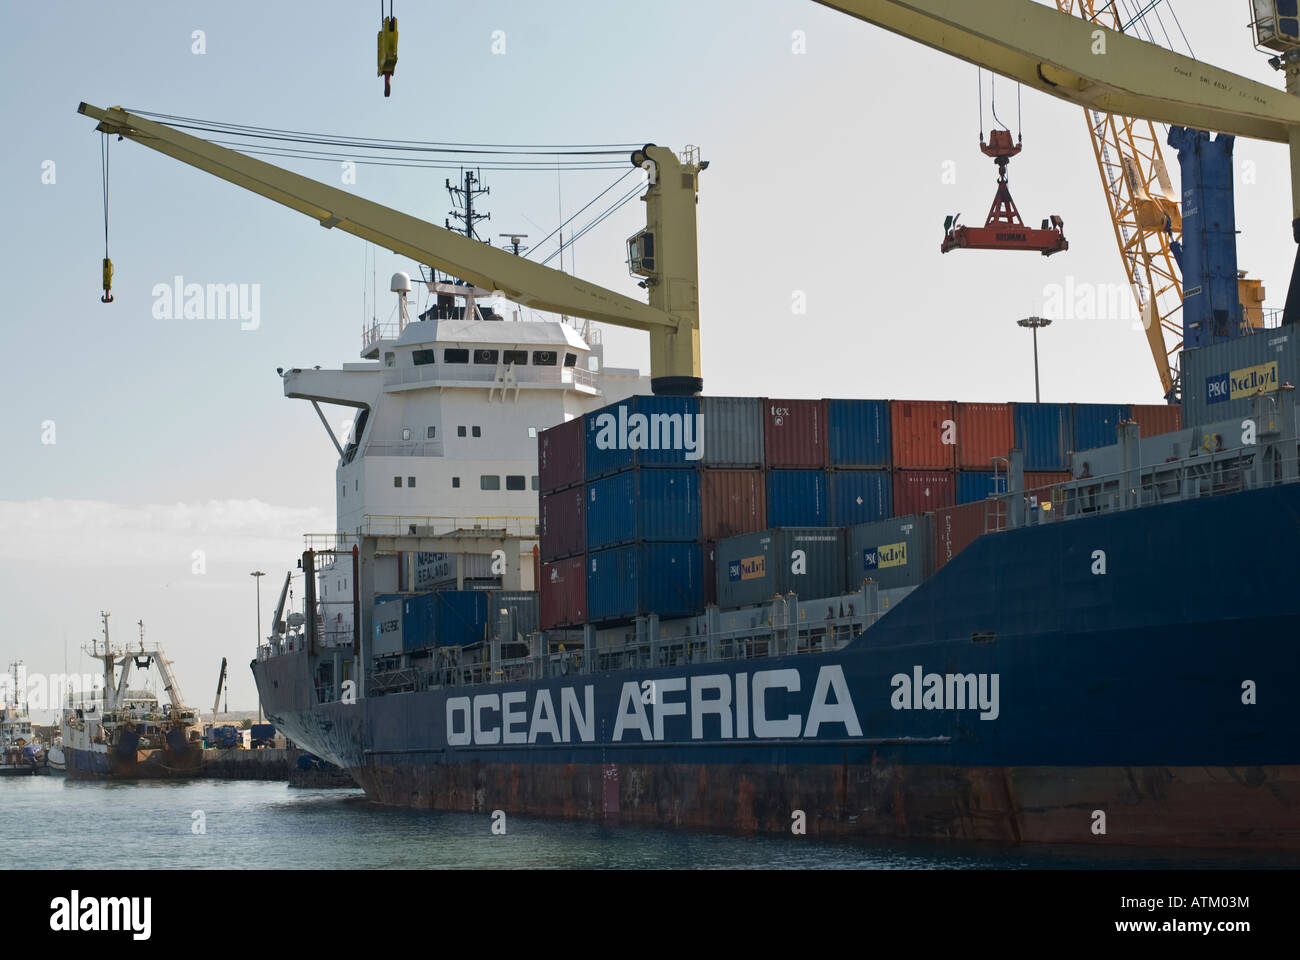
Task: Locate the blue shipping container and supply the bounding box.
[585,469,700,550]
[584,396,703,478]
[956,471,1006,505]
[828,399,892,468]
[1073,403,1131,454]
[1014,403,1073,471]
[401,593,435,652]
[829,469,892,526]
[587,542,704,622]
[433,590,488,647]
[766,470,829,528]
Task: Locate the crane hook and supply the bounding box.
[378,4,398,98]
[101,257,114,303]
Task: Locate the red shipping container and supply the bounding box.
[933,500,990,571]
[538,417,584,493]
[1130,403,1182,439]
[540,555,587,629]
[1025,471,1073,489]
[893,469,955,515]
[540,487,586,562]
[891,400,956,469]
[701,469,766,541]
[955,402,1014,470]
[763,398,827,468]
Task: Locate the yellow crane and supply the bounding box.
[79,104,705,396]
[814,0,1300,372]
[1055,0,1186,401]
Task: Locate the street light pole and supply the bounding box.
[1017,316,1053,403]
[251,570,265,722]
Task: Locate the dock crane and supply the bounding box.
[814,0,1300,379]
[78,105,705,396]
[211,657,228,723]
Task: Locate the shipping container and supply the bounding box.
[828,469,892,526]
[956,470,1007,505]
[701,469,766,541]
[890,400,956,470]
[844,514,933,591]
[955,402,1014,469]
[893,469,955,515]
[372,598,404,657]
[933,500,992,571]
[540,556,586,630]
[701,396,764,467]
[1073,403,1131,454]
[432,590,489,647]
[584,396,703,478]
[586,469,700,550]
[716,528,846,610]
[766,469,829,528]
[538,416,584,493]
[411,552,497,592]
[1180,327,1297,428]
[490,591,540,643]
[828,399,891,468]
[587,542,704,623]
[763,398,827,468]
[401,593,435,651]
[1130,403,1182,439]
[1025,471,1074,490]
[540,487,585,562]
[1014,403,1073,471]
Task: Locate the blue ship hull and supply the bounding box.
[252,483,1300,847]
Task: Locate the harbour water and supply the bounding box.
[1,778,1288,870]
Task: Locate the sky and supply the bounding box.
[1,0,1295,715]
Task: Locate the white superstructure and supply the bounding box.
[283,274,647,643]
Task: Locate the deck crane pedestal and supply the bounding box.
[941,129,1068,256]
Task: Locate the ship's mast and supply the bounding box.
[98,612,116,712]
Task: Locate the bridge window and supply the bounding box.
[473,349,499,365]
[407,477,416,488]
[532,350,557,366]
[527,427,537,438]
[531,476,539,490]
[402,428,411,441]
[393,476,402,488]
[503,350,528,366]
[412,349,435,366]
[472,426,482,438]
[564,353,577,367]
[443,348,469,364]
[457,426,466,437]
[452,477,461,488]
[506,475,526,491]
[480,475,501,491]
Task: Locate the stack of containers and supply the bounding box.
[1130,403,1182,439]
[763,399,830,527]
[538,417,587,629]
[583,396,704,624]
[827,399,893,526]
[954,402,1013,504]
[1014,402,1075,489]
[700,396,767,607]
[891,400,956,514]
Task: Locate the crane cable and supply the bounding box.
[99,133,113,303]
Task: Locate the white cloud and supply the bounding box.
[0,498,333,566]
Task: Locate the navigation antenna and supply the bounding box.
[446,169,490,240]
[499,233,529,256]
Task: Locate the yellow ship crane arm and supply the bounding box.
[78,103,704,395]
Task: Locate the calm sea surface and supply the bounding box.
[1,777,1289,869]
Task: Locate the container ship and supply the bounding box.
[250,277,1300,847]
